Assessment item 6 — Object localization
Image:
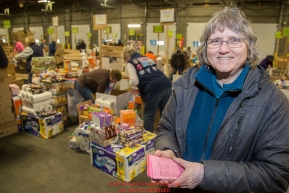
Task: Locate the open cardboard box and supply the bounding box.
[95,90,130,116]
[76,100,92,124]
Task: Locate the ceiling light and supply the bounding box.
[127,24,141,28]
[100,3,115,8]
[38,0,50,3]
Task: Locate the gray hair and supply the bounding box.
[196,6,262,67]
[121,45,138,61]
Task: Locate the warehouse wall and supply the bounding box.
[0,2,287,56]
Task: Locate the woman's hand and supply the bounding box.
[153,149,174,159]
[167,157,204,189]
[151,150,175,185]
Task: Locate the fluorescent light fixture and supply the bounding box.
[35,39,39,43]
[100,3,115,8]
[38,0,50,2]
[2,39,6,43]
[127,24,141,28]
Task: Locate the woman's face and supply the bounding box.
[207,27,248,82]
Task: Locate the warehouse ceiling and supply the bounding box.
[0,0,285,15]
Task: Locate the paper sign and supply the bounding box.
[129,30,135,36]
[3,20,10,29]
[154,25,163,33]
[168,30,173,37]
[160,9,174,23]
[284,28,289,36]
[72,27,78,33]
[177,34,182,39]
[94,14,107,25]
[275,31,283,39]
[87,33,92,37]
[112,33,117,37]
[52,16,58,27]
[47,28,54,34]
[64,31,70,36]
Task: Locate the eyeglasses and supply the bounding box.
[207,38,245,49]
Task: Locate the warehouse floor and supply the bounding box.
[1,123,289,193]
[0,123,151,193]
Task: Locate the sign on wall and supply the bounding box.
[93,14,107,30]
[160,9,174,23]
[3,20,10,29]
[52,16,58,27]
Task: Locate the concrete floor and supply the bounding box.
[0,123,151,193]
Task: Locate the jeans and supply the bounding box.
[28,72,33,84]
[75,81,95,103]
[143,87,172,132]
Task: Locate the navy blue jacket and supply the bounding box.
[128,53,171,101]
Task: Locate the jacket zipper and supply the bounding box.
[228,114,244,155]
[200,99,219,162]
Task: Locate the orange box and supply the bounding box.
[128,101,137,109]
[135,95,142,104]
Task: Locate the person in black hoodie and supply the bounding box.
[170,49,187,81]
[15,35,43,83]
[0,44,8,152]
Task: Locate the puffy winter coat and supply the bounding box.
[155,65,289,193]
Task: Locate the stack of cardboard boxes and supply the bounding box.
[0,66,18,138]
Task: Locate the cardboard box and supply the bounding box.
[21,113,64,138]
[7,64,15,74]
[0,120,17,129]
[0,91,12,101]
[15,73,28,80]
[95,90,130,115]
[140,132,156,155]
[0,84,10,93]
[0,75,14,85]
[0,98,12,109]
[0,106,12,116]
[0,113,14,123]
[0,68,8,77]
[76,100,93,124]
[90,142,146,182]
[0,124,18,138]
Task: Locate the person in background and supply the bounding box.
[48,36,56,56]
[154,6,289,193]
[122,46,172,133]
[0,44,8,152]
[40,39,47,49]
[13,38,24,53]
[117,39,124,47]
[76,39,86,52]
[145,50,156,62]
[75,69,122,103]
[260,55,273,70]
[15,35,43,84]
[170,49,187,80]
[184,46,192,60]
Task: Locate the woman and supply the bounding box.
[75,69,122,103]
[154,6,289,193]
[15,35,43,84]
[122,46,172,133]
